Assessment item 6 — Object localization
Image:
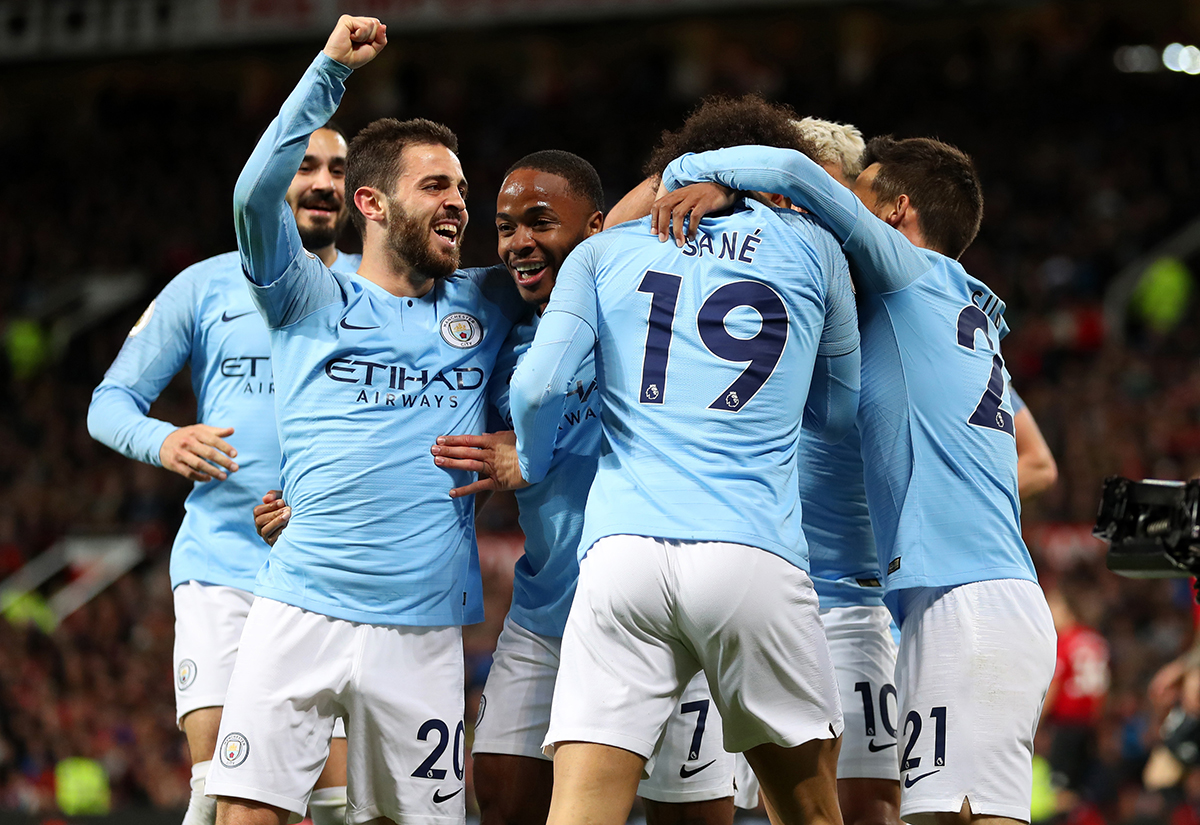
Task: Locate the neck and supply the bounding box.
[357,242,438,298]
[312,244,339,268]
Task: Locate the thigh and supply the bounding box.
[173,582,255,724]
[205,599,349,819]
[346,624,466,825]
[823,605,901,781]
[473,615,561,761]
[545,536,699,773]
[676,542,842,753]
[895,581,1056,823]
[640,671,736,804]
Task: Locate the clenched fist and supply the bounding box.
[323,15,388,70]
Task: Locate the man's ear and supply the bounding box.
[354,186,388,224]
[586,210,604,237]
[765,192,792,209]
[881,193,907,228]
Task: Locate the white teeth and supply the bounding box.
[434,224,458,238]
[514,263,544,274]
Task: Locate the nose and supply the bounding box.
[445,187,466,212]
[512,224,535,253]
[312,164,335,193]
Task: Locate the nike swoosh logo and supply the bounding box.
[904,769,940,788]
[679,759,716,779]
[432,788,462,804]
[867,740,896,752]
[221,311,255,322]
[339,318,381,330]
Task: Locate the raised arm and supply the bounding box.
[661,146,934,294]
[234,17,384,289]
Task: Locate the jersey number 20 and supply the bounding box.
[637,270,789,412]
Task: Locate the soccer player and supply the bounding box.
[507,99,859,825]
[433,149,738,825]
[203,16,525,825]
[653,137,1057,825]
[87,124,359,825]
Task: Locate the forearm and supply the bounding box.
[235,53,352,286]
[663,147,929,293]
[510,312,596,484]
[88,383,177,466]
[803,351,861,444]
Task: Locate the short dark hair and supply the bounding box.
[505,150,605,214]
[345,118,459,232]
[644,94,813,179]
[861,136,983,259]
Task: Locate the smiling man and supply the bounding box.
[87,123,358,825]
[432,150,738,825]
[202,16,526,825]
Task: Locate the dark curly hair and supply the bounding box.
[644,94,814,179]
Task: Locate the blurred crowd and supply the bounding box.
[0,0,1198,818]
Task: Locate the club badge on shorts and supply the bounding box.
[177,659,197,690]
[440,313,483,349]
[220,733,250,768]
[476,694,487,727]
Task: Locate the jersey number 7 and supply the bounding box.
[637,270,789,412]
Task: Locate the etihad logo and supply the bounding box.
[324,359,484,390]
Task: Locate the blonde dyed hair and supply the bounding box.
[793,117,866,182]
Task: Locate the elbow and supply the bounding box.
[1019,455,1059,500]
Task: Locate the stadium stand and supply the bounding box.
[0,1,1198,820]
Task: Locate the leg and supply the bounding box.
[744,737,842,825]
[475,753,555,825]
[472,616,563,825]
[838,778,900,825]
[309,734,348,825]
[214,798,289,825]
[644,797,734,825]
[181,707,224,825]
[546,742,645,825]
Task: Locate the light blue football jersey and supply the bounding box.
[1010,384,1027,414]
[511,200,859,569]
[800,425,884,610]
[491,314,601,638]
[233,52,526,626]
[88,249,359,592]
[664,146,1037,623]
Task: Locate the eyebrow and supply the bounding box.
[301,154,346,165]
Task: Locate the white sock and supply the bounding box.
[308,786,348,825]
[182,761,217,825]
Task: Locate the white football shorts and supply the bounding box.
[172,582,346,739]
[730,603,901,809]
[545,536,842,773]
[474,614,735,802]
[823,604,901,781]
[205,598,465,825]
[895,579,1056,824]
[173,581,255,724]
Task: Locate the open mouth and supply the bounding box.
[433,222,460,248]
[511,261,547,287]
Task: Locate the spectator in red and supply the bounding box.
[1043,578,1112,796]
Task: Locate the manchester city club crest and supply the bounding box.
[476,694,487,726]
[177,658,197,690]
[220,732,250,768]
[440,313,483,349]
